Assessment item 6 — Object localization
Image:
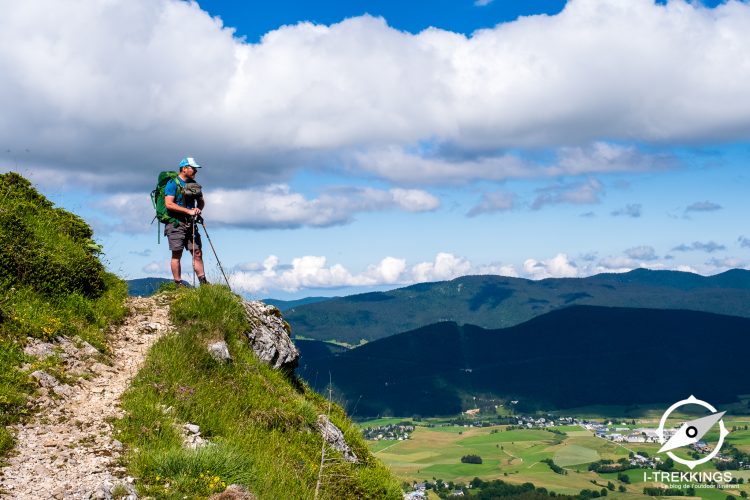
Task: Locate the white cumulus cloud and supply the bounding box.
[228,252,517,293]
[390,188,441,212]
[523,253,579,279]
[411,252,473,282]
[2,0,750,189]
[225,249,736,294]
[97,184,439,231]
[229,255,408,293]
[142,260,170,275]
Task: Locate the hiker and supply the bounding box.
[164,157,208,286]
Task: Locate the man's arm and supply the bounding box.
[165,195,200,216]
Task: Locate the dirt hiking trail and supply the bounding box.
[0,295,172,499]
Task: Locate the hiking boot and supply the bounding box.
[198,275,209,286]
[174,281,184,288]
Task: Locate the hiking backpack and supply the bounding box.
[150,171,182,224]
[150,171,183,243]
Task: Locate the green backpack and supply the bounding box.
[150,171,182,241]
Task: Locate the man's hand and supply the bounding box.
[190,208,202,216]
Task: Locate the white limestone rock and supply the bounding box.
[208,340,232,363]
[240,300,299,372]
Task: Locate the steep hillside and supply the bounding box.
[0,172,128,456]
[0,173,401,498]
[117,286,401,498]
[296,338,349,363]
[299,306,750,417]
[285,269,750,344]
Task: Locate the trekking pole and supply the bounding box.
[196,216,232,290]
[191,217,197,288]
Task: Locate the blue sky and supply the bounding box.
[197,0,569,41]
[2,0,750,298]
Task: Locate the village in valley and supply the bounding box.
[361,423,415,442]
[362,408,750,499]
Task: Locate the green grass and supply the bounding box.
[368,440,399,453]
[458,429,555,444]
[0,172,128,458]
[356,417,416,427]
[0,339,29,455]
[553,444,600,466]
[116,285,402,499]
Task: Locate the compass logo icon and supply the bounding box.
[657,395,730,470]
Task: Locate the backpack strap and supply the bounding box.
[166,177,186,227]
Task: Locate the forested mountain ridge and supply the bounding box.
[298,305,750,417]
[286,269,750,344]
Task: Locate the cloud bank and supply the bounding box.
[3,0,750,190]
[98,184,439,230]
[229,253,477,293]
[134,245,747,293]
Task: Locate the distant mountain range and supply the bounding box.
[126,277,176,296]
[296,305,750,417]
[126,278,334,311]
[285,269,750,344]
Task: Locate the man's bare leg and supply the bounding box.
[190,248,206,280]
[171,250,183,283]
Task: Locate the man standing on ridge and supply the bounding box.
[164,157,209,286]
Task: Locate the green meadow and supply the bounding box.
[362,417,750,499]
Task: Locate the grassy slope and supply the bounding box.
[0,172,128,457]
[116,285,401,499]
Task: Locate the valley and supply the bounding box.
[358,411,750,499]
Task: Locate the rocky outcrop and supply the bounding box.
[240,300,299,372]
[317,415,359,464]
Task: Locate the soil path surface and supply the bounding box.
[0,295,172,499]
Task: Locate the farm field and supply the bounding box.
[364,417,750,499]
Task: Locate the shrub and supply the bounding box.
[542,458,567,475]
[461,454,483,464]
[0,172,106,297]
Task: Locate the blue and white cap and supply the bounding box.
[178,157,201,169]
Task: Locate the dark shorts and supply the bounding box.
[164,222,202,252]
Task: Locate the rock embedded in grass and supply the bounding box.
[30,370,58,388]
[208,340,232,363]
[209,484,257,500]
[317,414,358,464]
[181,422,208,449]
